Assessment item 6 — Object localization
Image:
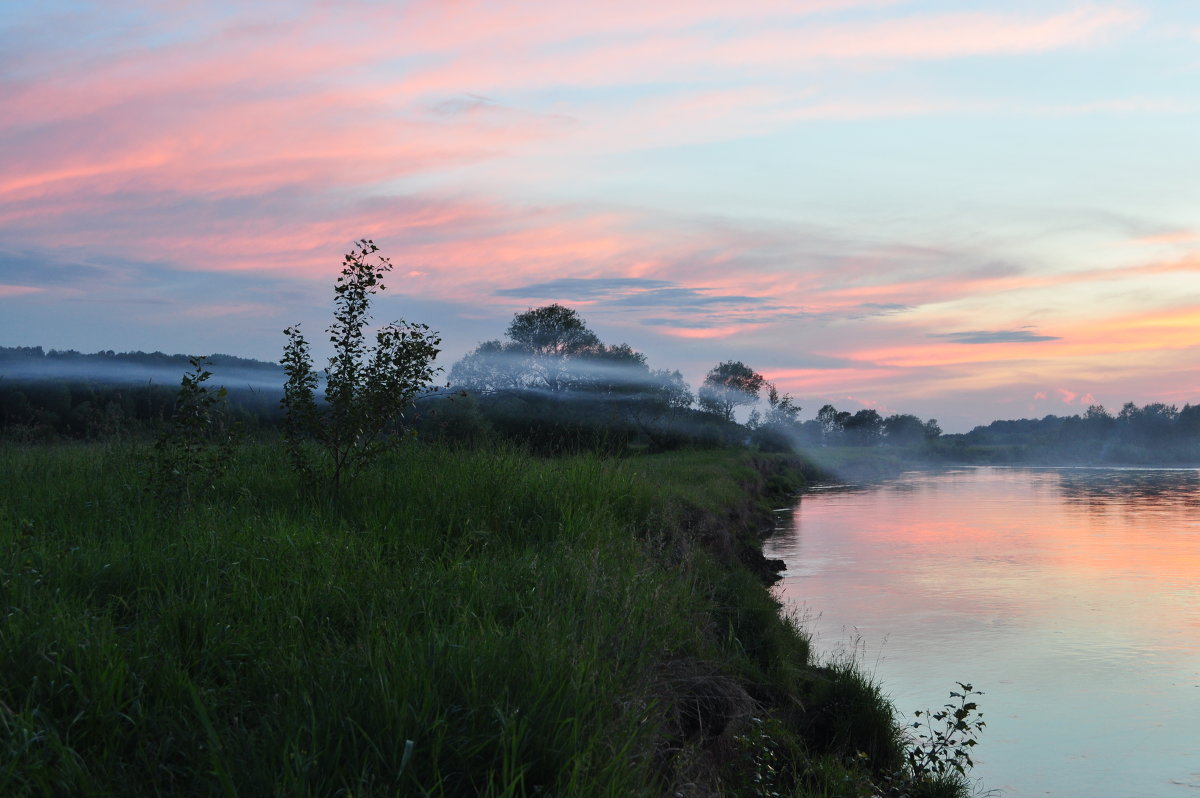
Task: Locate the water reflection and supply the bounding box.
[767,467,1200,798]
[1053,468,1200,513]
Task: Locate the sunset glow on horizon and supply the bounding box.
[2,0,1197,430]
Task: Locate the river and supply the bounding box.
[765,466,1200,797]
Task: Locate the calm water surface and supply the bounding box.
[765,467,1200,797]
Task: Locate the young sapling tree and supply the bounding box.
[152,355,238,503]
[281,239,441,493]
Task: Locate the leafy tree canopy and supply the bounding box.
[506,304,601,357]
[843,408,884,446]
[882,413,926,445]
[697,361,764,422]
[450,304,660,397]
[281,239,441,493]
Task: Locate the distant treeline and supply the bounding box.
[942,403,1200,464]
[1,328,943,454]
[0,345,279,374]
[5,341,1197,464]
[0,346,283,440]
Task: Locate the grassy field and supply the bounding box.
[0,441,970,797]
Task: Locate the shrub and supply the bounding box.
[150,356,238,503]
[905,683,986,783]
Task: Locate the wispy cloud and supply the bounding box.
[494,277,676,300]
[397,5,1144,94]
[494,275,812,336]
[1054,387,1098,405]
[0,249,113,288]
[929,329,1061,345]
[0,285,44,298]
[1128,230,1200,246]
[851,303,911,316]
[0,1,1161,295]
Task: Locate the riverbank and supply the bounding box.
[0,441,968,796]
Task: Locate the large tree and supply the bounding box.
[451,304,651,396]
[697,361,764,422]
[843,408,884,446]
[816,404,851,444]
[882,413,926,445]
[449,304,698,451]
[505,304,601,358]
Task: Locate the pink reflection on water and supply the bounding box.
[767,467,1200,797]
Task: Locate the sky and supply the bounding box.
[1,0,1197,431]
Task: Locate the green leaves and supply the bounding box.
[904,682,986,783]
[151,356,238,504]
[281,240,442,495]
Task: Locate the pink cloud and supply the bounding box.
[0,285,45,298]
[654,323,769,340]
[0,88,556,210]
[844,395,892,412]
[1056,388,1078,403]
[0,1,1152,285]
[712,7,1142,64]
[1128,230,1200,246]
[398,5,1141,95]
[4,2,1143,198]
[766,366,908,396]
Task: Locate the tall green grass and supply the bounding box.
[0,441,970,796]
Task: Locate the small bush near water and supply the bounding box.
[0,441,977,796]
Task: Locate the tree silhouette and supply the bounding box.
[697,361,764,422]
[281,239,441,493]
[452,304,658,396]
[506,304,601,357]
[843,408,884,446]
[882,413,926,445]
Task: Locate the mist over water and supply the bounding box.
[767,467,1200,797]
